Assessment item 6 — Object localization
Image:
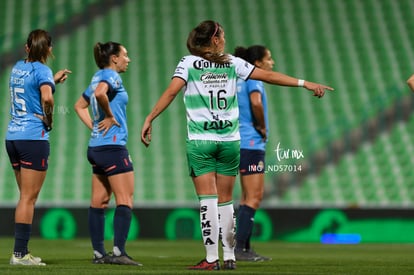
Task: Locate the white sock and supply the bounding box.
[199,195,219,263]
[113,246,121,256]
[93,250,103,258]
[218,201,236,261]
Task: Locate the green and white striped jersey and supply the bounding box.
[173,55,255,141]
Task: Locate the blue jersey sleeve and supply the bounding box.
[246,80,263,97]
[82,84,93,103]
[34,63,55,93]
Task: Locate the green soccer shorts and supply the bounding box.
[186,139,240,177]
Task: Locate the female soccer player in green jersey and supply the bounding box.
[141,20,333,271]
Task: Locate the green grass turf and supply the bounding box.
[0,238,413,274]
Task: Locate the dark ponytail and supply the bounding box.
[26,29,53,63]
[186,20,229,64]
[234,45,267,65]
[93,41,122,69]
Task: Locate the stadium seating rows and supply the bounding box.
[0,0,413,207]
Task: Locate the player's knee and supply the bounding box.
[90,197,110,208]
[114,195,133,208]
[246,193,264,209]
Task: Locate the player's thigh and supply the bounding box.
[108,171,135,207]
[91,173,111,207]
[240,173,265,199]
[19,167,47,199]
[216,173,236,203]
[216,141,240,176]
[186,140,217,176]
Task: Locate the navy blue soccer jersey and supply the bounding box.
[6,60,55,140]
[82,68,129,146]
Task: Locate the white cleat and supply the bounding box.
[10,253,46,266]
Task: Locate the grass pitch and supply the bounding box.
[0,238,413,274]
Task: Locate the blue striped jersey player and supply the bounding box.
[81,68,128,147]
[7,60,55,140]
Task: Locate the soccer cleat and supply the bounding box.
[92,253,112,264]
[235,248,272,262]
[10,253,46,266]
[30,254,42,263]
[188,259,220,270]
[110,254,143,266]
[223,259,237,270]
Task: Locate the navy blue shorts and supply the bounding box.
[239,149,265,175]
[5,140,50,171]
[87,145,134,176]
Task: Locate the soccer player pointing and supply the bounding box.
[141,20,333,270]
[6,29,71,266]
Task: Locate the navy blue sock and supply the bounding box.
[236,205,256,250]
[88,207,106,256]
[113,205,131,256]
[14,223,31,258]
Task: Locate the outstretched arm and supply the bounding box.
[250,67,334,98]
[54,69,72,84]
[141,77,185,147]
